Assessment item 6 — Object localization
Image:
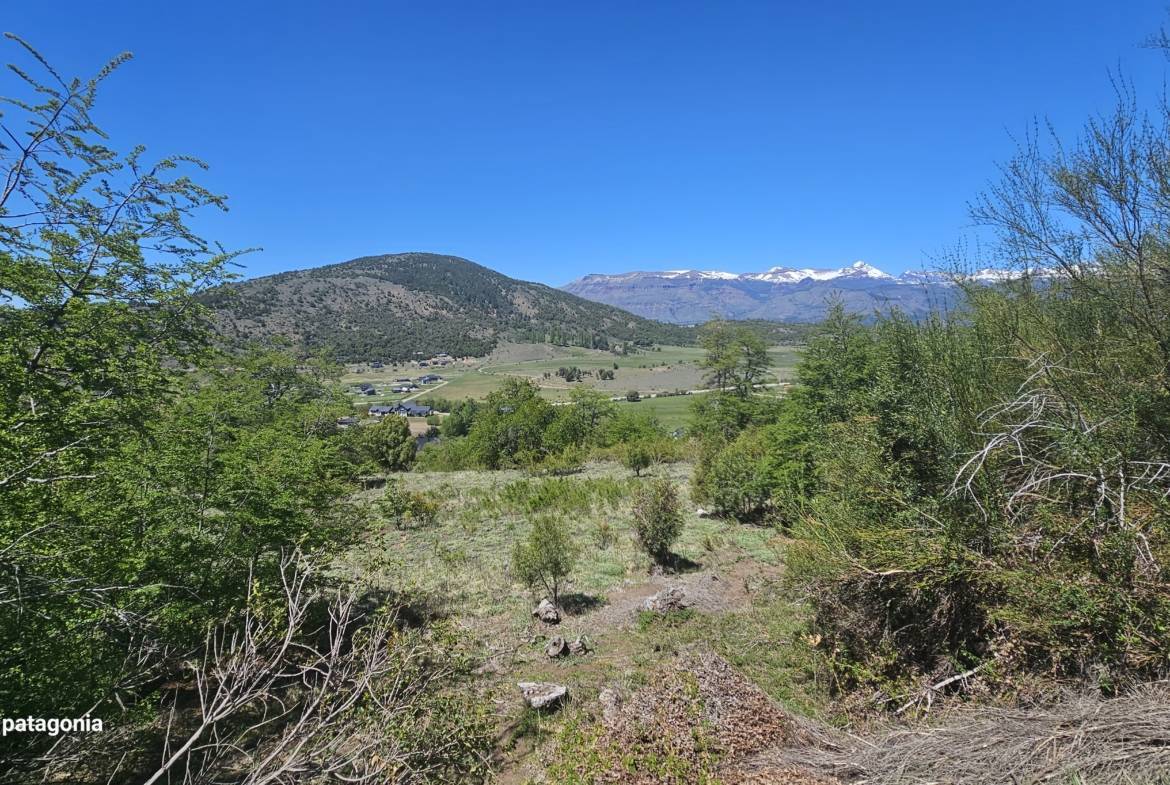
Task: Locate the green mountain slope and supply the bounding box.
[202,252,695,361]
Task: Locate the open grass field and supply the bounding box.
[341,342,802,410]
[613,392,697,430]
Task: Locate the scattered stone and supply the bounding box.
[640,586,690,613]
[568,635,591,655]
[532,598,560,625]
[518,681,568,710]
[598,687,622,725]
[545,635,568,658]
[696,507,713,517]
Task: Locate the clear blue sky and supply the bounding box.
[6,1,1168,284]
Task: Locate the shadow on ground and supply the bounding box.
[560,592,608,616]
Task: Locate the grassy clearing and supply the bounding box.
[767,345,801,381]
[427,369,508,400]
[337,458,829,783]
[613,394,696,430]
[341,460,788,633]
[483,344,710,396]
[345,461,738,619]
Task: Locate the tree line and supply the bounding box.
[687,82,1170,703]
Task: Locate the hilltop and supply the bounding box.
[200,252,697,361]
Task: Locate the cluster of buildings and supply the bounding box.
[340,368,444,428]
[369,402,434,418]
[361,353,454,371]
[354,374,443,397]
[335,400,435,429]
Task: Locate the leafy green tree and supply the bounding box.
[0,41,366,759]
[688,388,784,444]
[631,479,684,564]
[692,408,814,522]
[0,39,239,719]
[511,516,577,607]
[108,356,360,635]
[440,398,481,437]
[621,439,654,476]
[787,301,875,426]
[694,428,775,521]
[348,415,416,472]
[605,408,666,445]
[466,378,556,468]
[545,387,617,451]
[698,320,771,396]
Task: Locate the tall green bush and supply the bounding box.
[512,516,578,607]
[632,479,685,564]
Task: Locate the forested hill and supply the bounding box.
[201,252,696,361]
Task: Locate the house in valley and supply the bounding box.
[391,402,433,417]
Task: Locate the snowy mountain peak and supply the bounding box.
[741,260,894,283]
[660,269,742,280]
[842,261,894,279]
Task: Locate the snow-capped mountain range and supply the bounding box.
[584,261,1020,286]
[561,262,1026,324]
[663,260,895,283]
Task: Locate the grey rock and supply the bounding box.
[568,635,591,655]
[532,598,560,625]
[640,586,690,613]
[518,681,568,710]
[545,635,568,658]
[598,687,622,725]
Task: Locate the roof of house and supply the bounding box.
[368,405,394,414]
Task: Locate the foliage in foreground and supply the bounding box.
[343,413,417,472]
[0,40,480,780]
[686,78,1170,702]
[34,554,493,784]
